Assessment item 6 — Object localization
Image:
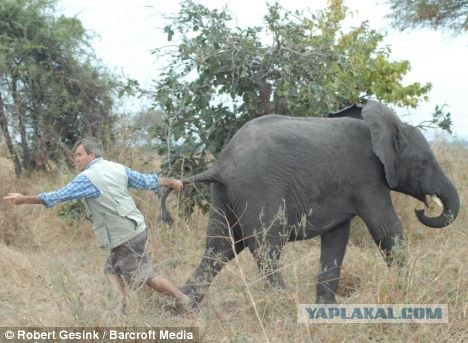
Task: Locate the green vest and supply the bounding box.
[82,159,146,249]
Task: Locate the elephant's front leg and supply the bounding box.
[316,220,351,303]
[357,192,406,268]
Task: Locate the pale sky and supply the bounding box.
[58,0,468,139]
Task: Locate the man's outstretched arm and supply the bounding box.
[3,174,100,207]
[125,168,183,191]
[3,193,44,205]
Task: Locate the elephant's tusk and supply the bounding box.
[425,195,443,209]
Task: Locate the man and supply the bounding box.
[3,137,189,310]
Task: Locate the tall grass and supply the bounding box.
[0,143,466,342]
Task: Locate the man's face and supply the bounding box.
[75,144,96,171]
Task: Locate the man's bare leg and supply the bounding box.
[147,277,190,303]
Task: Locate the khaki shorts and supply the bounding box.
[104,231,156,289]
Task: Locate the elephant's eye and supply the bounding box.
[420,153,434,166]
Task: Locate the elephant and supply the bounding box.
[161,100,460,306]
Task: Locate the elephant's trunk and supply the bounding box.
[415,178,460,228]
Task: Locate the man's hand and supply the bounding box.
[168,179,183,191]
[3,193,43,205]
[159,178,184,191]
[3,193,26,205]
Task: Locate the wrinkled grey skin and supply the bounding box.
[161,101,460,306]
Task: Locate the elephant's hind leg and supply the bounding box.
[183,187,245,305]
[241,203,289,289]
[245,219,287,289]
[251,238,286,289]
[316,220,351,304]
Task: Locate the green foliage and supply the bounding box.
[160,141,211,215]
[0,0,118,172]
[150,0,433,213]
[57,200,85,227]
[117,109,165,149]
[386,0,468,34]
[418,104,453,134]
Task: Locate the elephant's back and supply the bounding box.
[215,115,374,192]
[219,115,369,164]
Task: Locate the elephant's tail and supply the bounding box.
[160,167,220,226]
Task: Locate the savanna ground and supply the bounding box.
[0,139,466,342]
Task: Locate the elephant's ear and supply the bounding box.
[362,101,402,188]
[328,103,363,119]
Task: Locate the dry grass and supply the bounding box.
[0,143,466,342]
[0,156,16,245]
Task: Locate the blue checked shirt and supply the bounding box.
[38,158,160,208]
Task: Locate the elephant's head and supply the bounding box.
[362,101,459,228]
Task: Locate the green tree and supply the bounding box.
[153,0,430,157]
[150,0,433,213]
[0,0,117,173]
[386,0,468,34]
